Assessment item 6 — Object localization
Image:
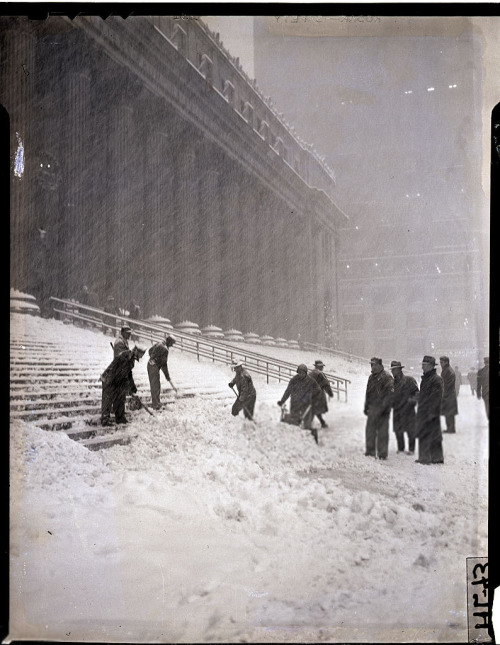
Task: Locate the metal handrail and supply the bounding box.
[49,297,350,401]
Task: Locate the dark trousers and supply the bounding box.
[418,433,444,464]
[147,361,162,409]
[365,411,390,458]
[443,415,456,432]
[231,395,256,419]
[395,429,416,452]
[101,383,126,423]
[393,415,416,452]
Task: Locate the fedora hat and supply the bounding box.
[389,361,404,370]
[314,360,325,367]
[422,355,436,366]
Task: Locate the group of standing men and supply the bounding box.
[363,354,490,464]
[99,324,490,457]
[100,325,177,426]
[229,359,334,443]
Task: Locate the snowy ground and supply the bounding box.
[9,314,489,643]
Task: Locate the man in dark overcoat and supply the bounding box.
[467,367,478,395]
[454,365,462,397]
[100,345,146,426]
[278,364,321,431]
[309,360,334,428]
[113,325,132,358]
[476,357,490,420]
[389,361,419,455]
[440,356,458,433]
[229,361,256,420]
[147,334,177,410]
[363,357,394,460]
[415,355,444,464]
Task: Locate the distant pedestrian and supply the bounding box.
[467,367,478,395]
[113,325,132,358]
[440,356,458,433]
[278,364,321,432]
[476,357,489,420]
[415,355,444,465]
[309,360,333,429]
[363,357,394,460]
[128,299,142,320]
[454,365,462,396]
[78,285,90,306]
[228,361,256,420]
[103,295,119,335]
[389,361,418,455]
[100,345,146,426]
[147,334,177,410]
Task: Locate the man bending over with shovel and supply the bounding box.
[147,334,178,410]
[277,363,322,442]
[229,361,256,420]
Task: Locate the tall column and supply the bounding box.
[275,203,292,339]
[196,143,224,328]
[1,18,36,292]
[205,166,223,326]
[142,126,173,318]
[220,162,241,330]
[176,145,197,322]
[104,103,134,306]
[63,69,91,298]
[265,192,284,337]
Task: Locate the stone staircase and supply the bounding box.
[10,316,232,450]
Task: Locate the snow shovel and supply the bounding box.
[130,394,155,417]
[230,386,254,421]
[299,405,319,444]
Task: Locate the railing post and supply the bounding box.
[266,362,269,384]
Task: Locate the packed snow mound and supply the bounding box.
[9,312,489,643]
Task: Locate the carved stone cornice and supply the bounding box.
[71,15,347,234]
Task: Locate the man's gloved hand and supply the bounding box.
[228,382,234,388]
[277,400,282,407]
[363,407,368,416]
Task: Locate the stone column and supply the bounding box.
[142,127,173,318]
[274,203,292,340]
[1,18,36,293]
[176,145,197,322]
[219,162,241,330]
[205,167,223,326]
[104,103,134,307]
[63,69,91,298]
[196,143,224,328]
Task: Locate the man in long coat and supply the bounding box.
[440,356,458,433]
[147,334,177,410]
[389,360,419,455]
[476,357,490,420]
[454,365,462,396]
[278,364,321,431]
[467,367,478,395]
[100,345,146,426]
[415,355,444,464]
[113,325,132,358]
[363,357,394,460]
[309,360,334,428]
[229,361,256,420]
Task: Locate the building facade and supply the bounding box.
[252,16,488,367]
[3,15,346,343]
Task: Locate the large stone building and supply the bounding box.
[3,14,346,343]
[253,15,489,367]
